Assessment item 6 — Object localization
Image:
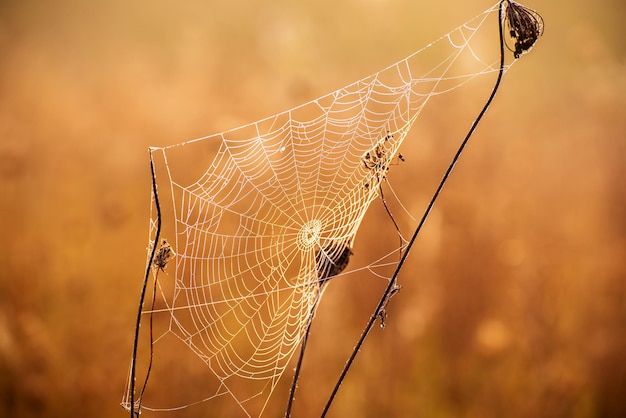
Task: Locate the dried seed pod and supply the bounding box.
[315,243,353,285]
[504,0,544,58]
[153,239,176,273]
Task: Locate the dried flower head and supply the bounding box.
[504,0,544,58]
[315,243,353,285]
[153,239,176,273]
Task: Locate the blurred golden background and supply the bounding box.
[1,0,625,417]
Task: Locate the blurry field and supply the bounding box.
[1,0,625,417]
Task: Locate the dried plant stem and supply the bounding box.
[320,1,508,415]
[129,149,162,418]
[380,182,405,259]
[284,297,321,418]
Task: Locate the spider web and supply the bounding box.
[123,3,514,416]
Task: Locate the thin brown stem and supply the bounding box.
[320,1,508,415]
[129,149,162,418]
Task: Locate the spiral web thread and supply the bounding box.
[123,3,512,416]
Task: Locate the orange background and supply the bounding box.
[1,0,625,417]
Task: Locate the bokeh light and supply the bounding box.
[1,1,625,417]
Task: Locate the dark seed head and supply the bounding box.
[315,243,353,285]
[504,0,544,58]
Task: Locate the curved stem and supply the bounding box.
[379,182,404,260]
[284,296,321,417]
[320,2,507,416]
[129,149,162,418]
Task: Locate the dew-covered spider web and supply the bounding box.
[123,3,522,416]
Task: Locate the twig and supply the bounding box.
[284,295,322,418]
[137,267,158,409]
[129,149,162,418]
[320,1,508,415]
[379,182,404,260]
